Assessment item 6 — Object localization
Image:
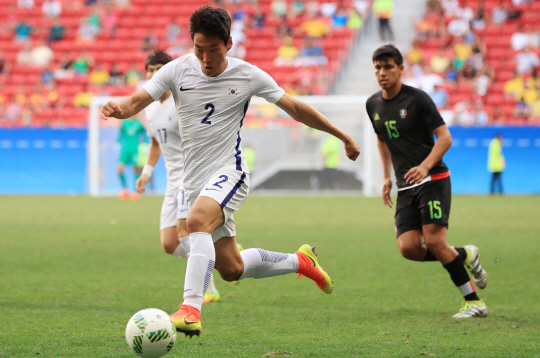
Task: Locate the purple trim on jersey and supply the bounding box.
[235,99,250,171]
[220,172,246,209]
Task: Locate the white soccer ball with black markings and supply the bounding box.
[125,308,176,358]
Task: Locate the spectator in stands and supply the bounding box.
[474,64,494,96]
[301,14,329,38]
[453,36,471,70]
[405,39,423,65]
[291,0,306,16]
[531,99,540,118]
[373,0,394,41]
[430,48,451,73]
[55,53,75,79]
[109,63,123,85]
[0,52,11,75]
[48,19,65,43]
[113,0,129,8]
[16,43,33,66]
[73,84,93,107]
[77,18,99,44]
[17,0,34,9]
[276,15,292,39]
[470,37,487,71]
[321,1,337,17]
[503,71,524,99]
[124,63,142,86]
[514,96,531,118]
[31,40,54,67]
[491,1,508,25]
[454,101,473,126]
[88,9,101,29]
[515,46,540,74]
[445,62,459,82]
[46,82,62,108]
[511,24,530,51]
[506,3,521,20]
[442,0,459,16]
[271,0,287,17]
[354,0,370,18]
[14,17,34,43]
[42,0,62,18]
[471,2,485,31]
[141,29,158,52]
[231,3,248,21]
[73,51,94,76]
[447,16,469,37]
[332,6,348,28]
[251,6,265,29]
[167,18,182,42]
[275,37,299,66]
[346,8,363,29]
[15,86,27,106]
[299,37,328,66]
[29,84,45,111]
[459,62,476,82]
[306,0,320,17]
[471,102,488,126]
[167,39,189,58]
[41,65,54,84]
[425,0,441,14]
[230,19,247,58]
[439,103,456,126]
[101,5,118,35]
[429,83,448,108]
[522,81,539,105]
[89,63,111,86]
[527,68,540,88]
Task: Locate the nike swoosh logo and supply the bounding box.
[180,86,195,91]
[307,256,316,268]
[184,317,198,325]
[183,289,192,292]
[204,188,219,191]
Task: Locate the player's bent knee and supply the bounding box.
[186,214,211,234]
[161,241,178,255]
[217,264,243,282]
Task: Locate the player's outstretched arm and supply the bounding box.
[136,138,161,193]
[101,88,155,120]
[377,135,393,208]
[275,93,360,161]
[404,124,452,185]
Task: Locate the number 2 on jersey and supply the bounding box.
[213,175,228,188]
[202,103,214,124]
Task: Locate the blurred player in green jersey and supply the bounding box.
[117,117,147,200]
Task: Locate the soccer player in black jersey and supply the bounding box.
[366,44,488,318]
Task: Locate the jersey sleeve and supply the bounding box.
[248,65,285,104]
[143,61,176,101]
[365,100,380,135]
[418,91,445,132]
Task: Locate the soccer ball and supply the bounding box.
[125,308,176,358]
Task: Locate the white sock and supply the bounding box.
[239,248,299,280]
[171,236,190,258]
[206,273,218,295]
[182,232,215,311]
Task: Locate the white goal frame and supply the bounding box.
[88,95,383,197]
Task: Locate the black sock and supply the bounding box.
[455,247,468,262]
[443,256,480,301]
[422,250,438,261]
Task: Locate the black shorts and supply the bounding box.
[394,177,451,238]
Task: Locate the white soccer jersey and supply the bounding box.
[144,95,184,192]
[143,53,285,192]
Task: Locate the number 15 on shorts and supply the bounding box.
[428,200,442,219]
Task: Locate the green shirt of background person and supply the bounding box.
[321,135,341,168]
[117,118,147,198]
[373,0,394,19]
[487,134,505,173]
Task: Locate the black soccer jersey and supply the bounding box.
[366,84,449,189]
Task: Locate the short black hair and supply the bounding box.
[189,6,231,45]
[372,44,403,66]
[144,51,173,70]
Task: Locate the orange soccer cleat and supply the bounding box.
[169,304,202,338]
[295,244,334,294]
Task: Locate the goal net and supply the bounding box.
[88,95,384,197]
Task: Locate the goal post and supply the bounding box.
[88,95,383,197]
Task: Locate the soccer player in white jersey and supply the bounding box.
[101,6,360,338]
[135,51,221,303]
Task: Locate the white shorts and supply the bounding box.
[186,167,250,242]
[160,187,189,230]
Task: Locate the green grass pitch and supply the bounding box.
[1,195,539,357]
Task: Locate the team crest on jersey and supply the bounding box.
[400,109,407,118]
[228,88,238,95]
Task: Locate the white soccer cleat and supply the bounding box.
[452,300,488,318]
[464,245,488,289]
